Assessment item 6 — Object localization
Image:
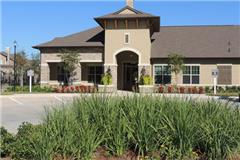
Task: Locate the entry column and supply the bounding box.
[40,63,50,86]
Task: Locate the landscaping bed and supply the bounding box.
[1,95,240,160]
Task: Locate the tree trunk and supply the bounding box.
[20,74,23,87]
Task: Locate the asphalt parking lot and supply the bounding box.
[0,93,82,133]
[1,92,239,134]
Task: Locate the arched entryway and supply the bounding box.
[116,51,138,91]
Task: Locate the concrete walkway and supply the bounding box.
[0,92,239,134]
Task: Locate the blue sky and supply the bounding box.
[1,0,240,57]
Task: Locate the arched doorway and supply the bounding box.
[116,51,138,90]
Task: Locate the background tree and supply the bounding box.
[15,51,28,86]
[29,52,40,84]
[167,53,184,85]
[58,49,80,85]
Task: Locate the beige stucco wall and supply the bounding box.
[152,63,240,86]
[200,64,216,85]
[232,64,240,85]
[104,29,151,65]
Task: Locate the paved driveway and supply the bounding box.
[1,92,239,134]
[0,93,82,133]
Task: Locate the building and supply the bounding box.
[33,0,240,90]
[0,48,14,83]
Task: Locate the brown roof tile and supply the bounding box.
[33,27,104,48]
[151,25,240,58]
[33,25,240,58]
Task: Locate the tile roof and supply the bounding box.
[151,25,240,58]
[33,27,104,48]
[33,25,240,58]
[95,6,158,19]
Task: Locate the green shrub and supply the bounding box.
[10,122,42,160]
[101,74,112,85]
[0,127,14,157]
[4,85,54,93]
[140,75,152,85]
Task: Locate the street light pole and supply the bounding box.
[13,40,17,92]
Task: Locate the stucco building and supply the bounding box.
[34,0,240,90]
[0,48,14,83]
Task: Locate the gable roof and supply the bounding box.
[33,27,104,48]
[95,6,158,19]
[151,25,240,58]
[0,52,14,60]
[33,25,240,58]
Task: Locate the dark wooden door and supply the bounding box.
[123,63,138,91]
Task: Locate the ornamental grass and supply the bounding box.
[2,95,240,160]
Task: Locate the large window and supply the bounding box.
[154,65,171,84]
[183,65,200,84]
[88,65,103,84]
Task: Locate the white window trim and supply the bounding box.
[124,33,130,44]
[153,64,171,85]
[183,64,200,84]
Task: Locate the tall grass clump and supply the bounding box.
[4,95,240,160]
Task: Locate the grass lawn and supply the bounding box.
[1,95,240,160]
[207,92,240,97]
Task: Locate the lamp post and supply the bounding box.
[13,40,17,92]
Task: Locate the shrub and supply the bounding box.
[11,122,42,160]
[192,87,197,94]
[198,87,204,94]
[101,74,112,85]
[179,86,185,93]
[0,127,14,157]
[101,67,112,85]
[2,96,240,159]
[140,75,152,85]
[168,85,173,93]
[159,85,164,93]
[188,87,192,94]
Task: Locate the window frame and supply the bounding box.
[182,64,200,84]
[153,64,171,85]
[87,64,103,84]
[124,33,130,44]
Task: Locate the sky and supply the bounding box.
[1,0,240,57]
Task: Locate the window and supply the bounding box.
[183,65,200,84]
[87,65,103,84]
[217,65,232,85]
[124,33,130,44]
[154,65,171,84]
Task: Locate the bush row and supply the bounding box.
[1,96,240,160]
[158,85,205,94]
[205,86,240,93]
[5,85,54,93]
[54,85,96,93]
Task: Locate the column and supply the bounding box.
[40,63,50,86]
[73,64,81,85]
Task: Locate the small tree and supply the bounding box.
[29,52,40,84]
[58,49,80,85]
[167,53,184,85]
[16,51,28,86]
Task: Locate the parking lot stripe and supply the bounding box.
[9,97,24,105]
[53,95,63,102]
